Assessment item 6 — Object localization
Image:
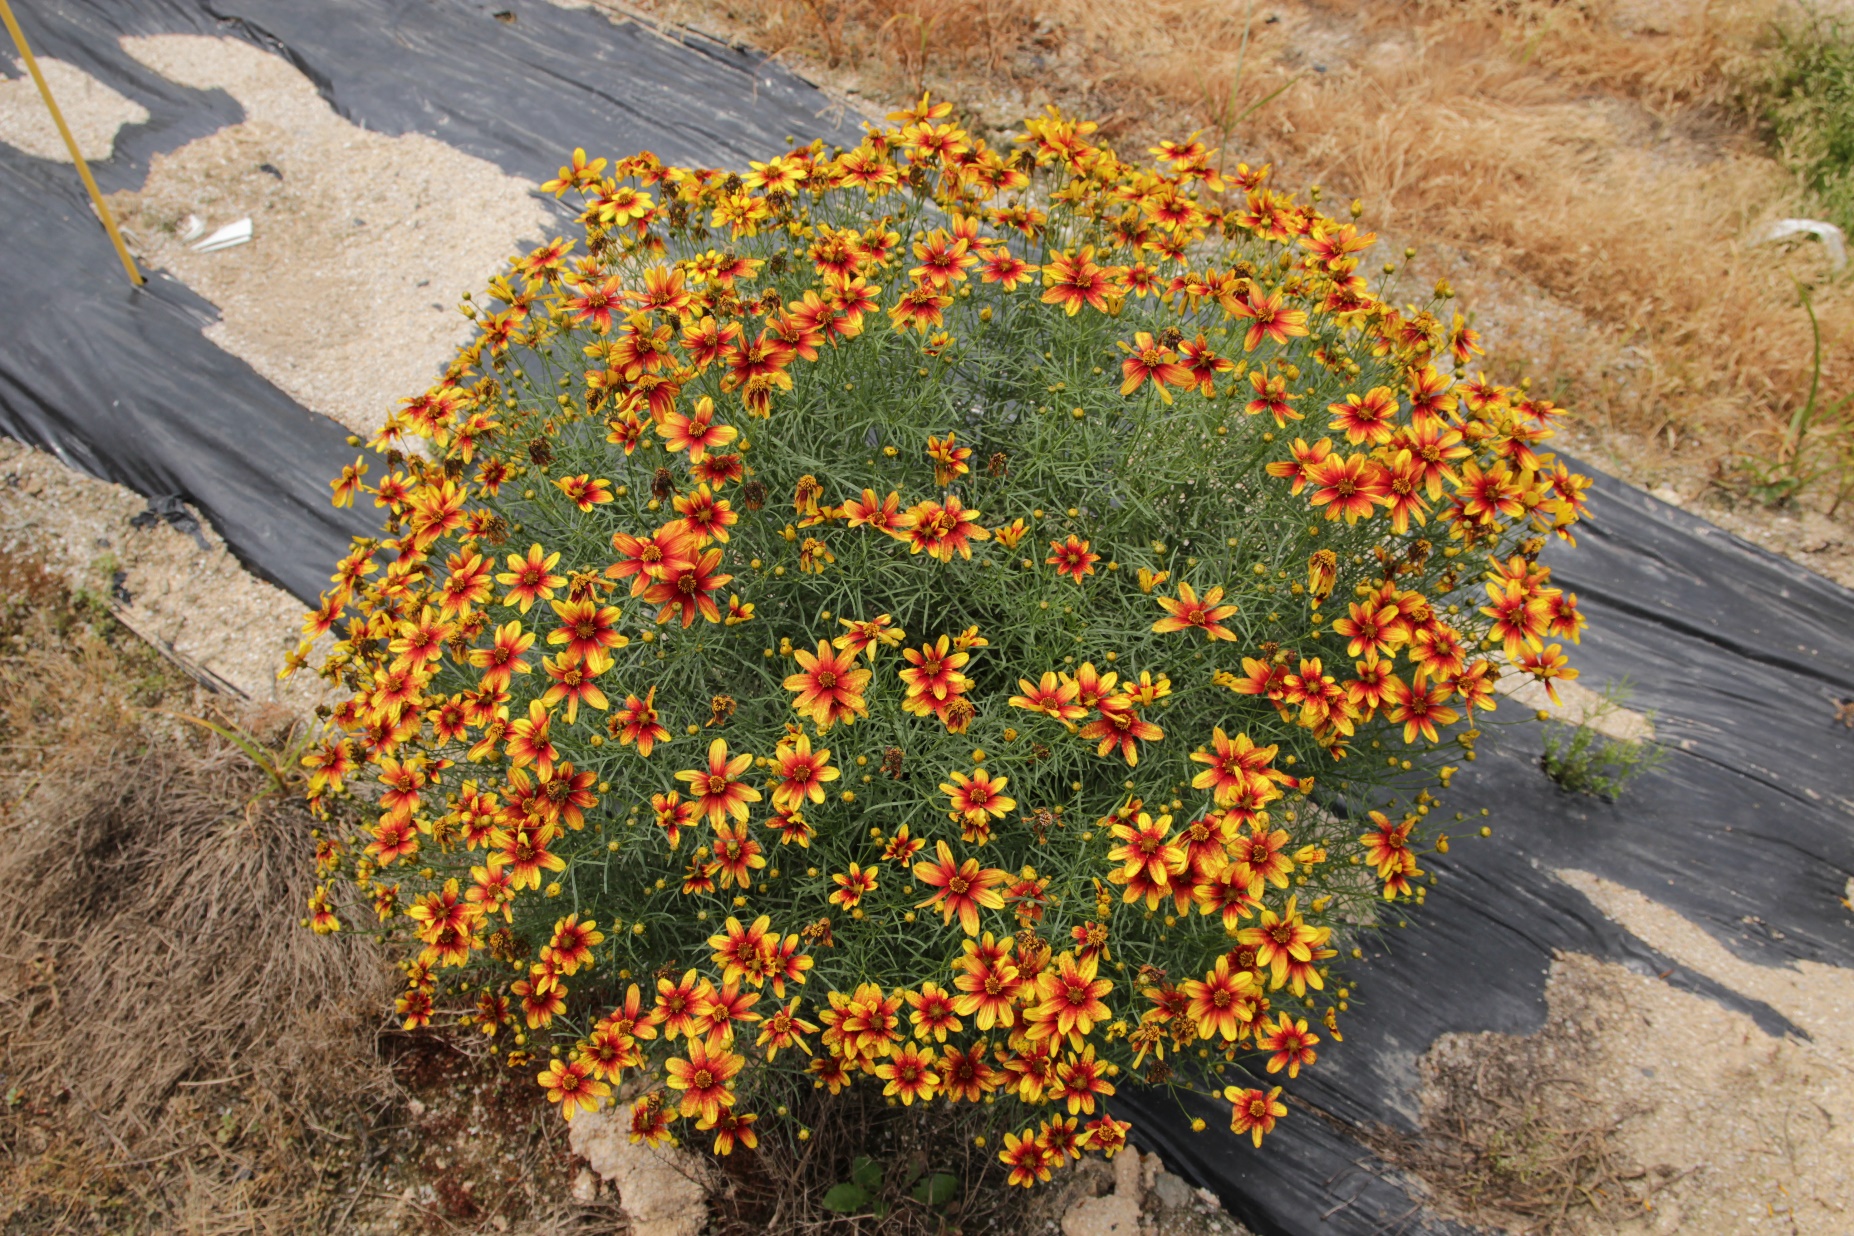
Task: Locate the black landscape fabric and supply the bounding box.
[5,6,1854,1235]
[1122,472,1854,1236]
[1,0,861,603]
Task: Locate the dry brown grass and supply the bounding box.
[638,0,1854,506]
[0,546,396,1232]
[0,547,643,1234]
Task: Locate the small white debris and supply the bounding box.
[1759,218,1847,269]
[191,216,252,252]
[179,213,206,241]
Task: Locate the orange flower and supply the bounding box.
[937,1040,1004,1101]
[610,686,670,756]
[554,473,614,512]
[709,914,776,989]
[1177,334,1235,396]
[926,430,973,486]
[643,546,731,627]
[1226,1085,1288,1148]
[941,769,1016,828]
[979,246,1031,289]
[874,1041,940,1105]
[693,979,761,1047]
[1181,955,1257,1042]
[882,823,925,864]
[657,395,738,462]
[1238,897,1331,991]
[497,543,566,613]
[1027,951,1112,1043]
[1514,642,1578,705]
[711,820,765,888]
[771,734,839,810]
[889,282,952,332]
[672,484,738,544]
[653,969,708,1040]
[1152,581,1239,641]
[913,840,1009,935]
[1230,826,1295,891]
[833,613,903,661]
[664,1037,744,1124]
[537,1058,609,1119]
[704,1107,758,1156]
[1009,671,1086,722]
[1265,436,1333,494]
[1193,864,1260,932]
[1261,1013,1320,1077]
[905,982,963,1041]
[1189,727,1279,806]
[783,640,872,730]
[1379,450,1431,533]
[606,524,697,597]
[951,933,1022,1030]
[1051,1045,1116,1115]
[1326,386,1399,445]
[505,699,559,778]
[489,824,564,891]
[1040,246,1125,316]
[899,635,972,710]
[546,913,604,974]
[756,998,818,1061]
[1106,811,1184,908]
[1045,535,1100,583]
[674,738,760,826]
[1078,696,1164,765]
[840,488,902,531]
[1117,332,1193,401]
[828,861,879,910]
[547,598,627,662]
[910,229,977,287]
[1333,601,1407,661]
[808,1054,852,1094]
[598,983,660,1045]
[1240,372,1300,434]
[1229,286,1309,351]
[896,496,989,561]
[629,1092,674,1146]
[1307,452,1390,524]
[1384,675,1460,744]
[999,1128,1052,1187]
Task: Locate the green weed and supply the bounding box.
[1540,683,1665,802]
[1762,8,1854,238]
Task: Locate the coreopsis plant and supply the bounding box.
[294,96,1590,1180]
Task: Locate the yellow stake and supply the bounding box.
[1,0,143,286]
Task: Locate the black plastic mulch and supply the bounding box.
[1,0,860,603]
[1124,470,1854,1235]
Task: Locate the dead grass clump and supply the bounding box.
[0,544,394,1232]
[1364,1045,1660,1233]
[694,0,1043,91]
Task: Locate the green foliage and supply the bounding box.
[1735,283,1854,511]
[822,1155,960,1215]
[1763,9,1854,238]
[1540,684,1664,801]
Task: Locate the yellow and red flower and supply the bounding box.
[674,738,760,826]
[913,840,1010,935]
[1045,535,1100,583]
[784,640,872,730]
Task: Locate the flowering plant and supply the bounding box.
[295,97,1588,1181]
